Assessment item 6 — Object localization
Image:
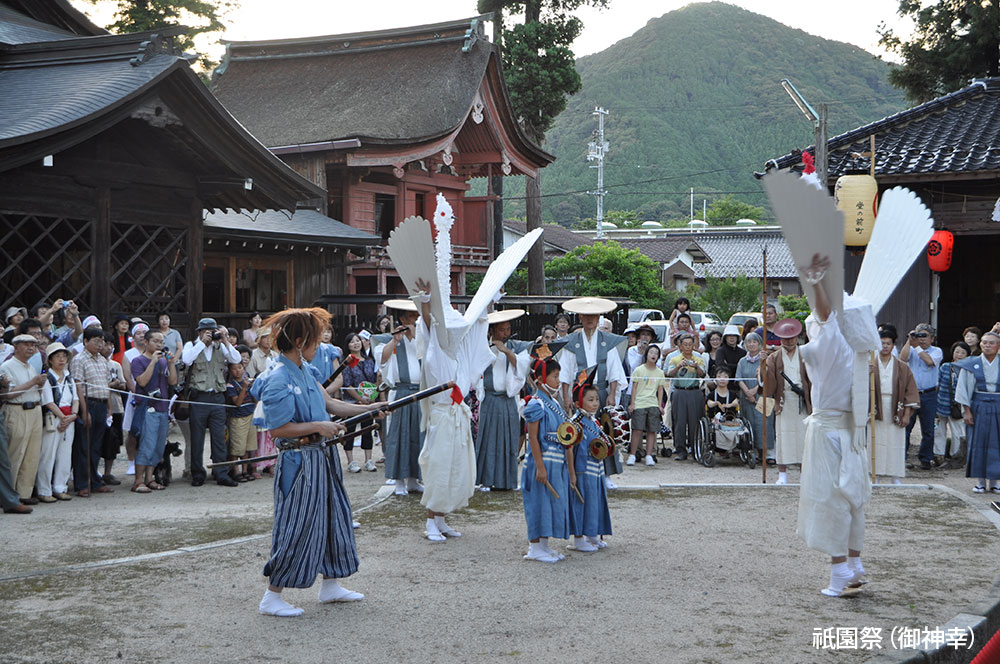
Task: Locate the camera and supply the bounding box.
[62,300,71,309]
[211,331,223,341]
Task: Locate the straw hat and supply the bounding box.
[561,297,616,315]
[487,309,525,325]
[383,299,418,312]
[11,333,36,344]
[772,318,803,339]
[45,342,69,358]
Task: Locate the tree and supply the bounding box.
[878,0,1000,103]
[479,0,610,295]
[544,241,664,306]
[703,195,764,225]
[687,275,761,323]
[85,0,236,75]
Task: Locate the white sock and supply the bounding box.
[777,472,787,483]
[848,556,865,576]
[318,578,364,603]
[406,478,424,492]
[434,515,461,537]
[259,590,304,617]
[821,562,853,596]
[587,536,608,549]
[126,461,135,475]
[394,482,408,495]
[573,535,597,552]
[525,541,556,561]
[539,538,564,560]
[425,518,445,542]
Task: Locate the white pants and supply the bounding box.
[36,425,74,496]
[934,416,965,456]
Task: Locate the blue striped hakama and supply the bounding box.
[251,354,358,588]
[476,387,520,490]
[569,415,613,538]
[522,392,570,541]
[957,357,1000,481]
[383,383,423,481]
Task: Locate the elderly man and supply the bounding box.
[0,372,31,513]
[0,333,47,503]
[69,326,115,496]
[182,317,241,487]
[559,297,627,488]
[665,331,706,460]
[763,318,811,484]
[955,331,1000,493]
[900,323,943,470]
[475,309,530,492]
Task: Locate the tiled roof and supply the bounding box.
[688,231,797,279]
[504,220,591,253]
[615,237,707,264]
[763,78,1000,178]
[203,209,380,247]
[0,1,105,45]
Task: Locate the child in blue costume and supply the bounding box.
[251,307,379,617]
[569,383,613,552]
[522,356,575,563]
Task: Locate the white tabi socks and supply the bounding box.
[259,590,304,617]
[775,472,788,485]
[318,578,364,603]
[425,518,446,542]
[586,536,608,549]
[434,515,461,538]
[524,539,559,563]
[848,556,868,586]
[821,562,854,597]
[572,535,597,552]
[406,478,424,493]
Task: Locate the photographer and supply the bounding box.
[181,318,241,487]
[899,323,943,470]
[130,331,177,492]
[666,332,706,460]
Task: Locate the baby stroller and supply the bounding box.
[694,407,757,469]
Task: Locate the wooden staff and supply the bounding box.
[870,350,877,484]
[208,423,380,469]
[762,245,769,484]
[571,483,585,504]
[543,479,560,499]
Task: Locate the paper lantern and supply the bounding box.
[834,174,879,246]
[927,230,954,272]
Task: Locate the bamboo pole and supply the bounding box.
[762,246,768,484]
[870,350,877,485]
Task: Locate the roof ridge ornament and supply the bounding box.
[130,33,173,67]
[462,18,481,52]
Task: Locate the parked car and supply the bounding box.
[688,311,725,337]
[727,312,763,330]
[628,308,665,324]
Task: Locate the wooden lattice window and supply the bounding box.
[110,222,188,315]
[0,213,93,312]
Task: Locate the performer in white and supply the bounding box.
[871,325,919,484]
[763,318,810,485]
[763,169,933,596]
[386,193,542,542]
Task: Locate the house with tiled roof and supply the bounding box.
[760,77,1000,343]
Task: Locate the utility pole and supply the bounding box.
[781,79,828,187]
[587,107,609,239]
[690,188,694,221]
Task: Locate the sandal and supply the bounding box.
[131,483,151,494]
[236,473,249,483]
[244,473,255,482]
[147,481,166,491]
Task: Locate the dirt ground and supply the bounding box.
[1,440,997,664]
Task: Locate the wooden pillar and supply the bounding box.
[93,187,111,322]
[187,197,203,333]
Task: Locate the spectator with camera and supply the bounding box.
[69,326,114,496]
[37,342,77,502]
[131,330,177,492]
[900,323,944,470]
[181,318,241,487]
[341,331,377,472]
[99,332,126,486]
[0,332,47,504]
[121,322,148,476]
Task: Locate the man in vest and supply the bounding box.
[181,317,241,487]
[763,317,812,485]
[558,297,627,489]
[374,300,424,496]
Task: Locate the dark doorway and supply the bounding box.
[937,234,1000,347]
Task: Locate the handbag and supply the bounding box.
[171,362,195,421]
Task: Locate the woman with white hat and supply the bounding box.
[36,343,77,502]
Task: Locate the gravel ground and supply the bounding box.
[1,435,998,663]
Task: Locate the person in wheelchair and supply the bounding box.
[705,366,742,454]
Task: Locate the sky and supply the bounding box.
[76,0,912,61]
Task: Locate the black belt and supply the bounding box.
[919,387,937,394]
[675,385,701,391]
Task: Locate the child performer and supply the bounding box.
[569,375,613,552]
[522,355,574,563]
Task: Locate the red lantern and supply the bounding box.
[927,230,954,272]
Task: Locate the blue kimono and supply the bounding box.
[250,354,358,588]
[310,343,342,385]
[570,413,613,538]
[954,356,1000,480]
[522,390,571,541]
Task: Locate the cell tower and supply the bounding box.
[587,107,609,239]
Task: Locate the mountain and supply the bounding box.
[507,1,908,225]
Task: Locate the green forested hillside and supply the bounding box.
[501,1,908,224]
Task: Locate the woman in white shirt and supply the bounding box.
[36,342,78,501]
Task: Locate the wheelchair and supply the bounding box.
[693,411,757,468]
